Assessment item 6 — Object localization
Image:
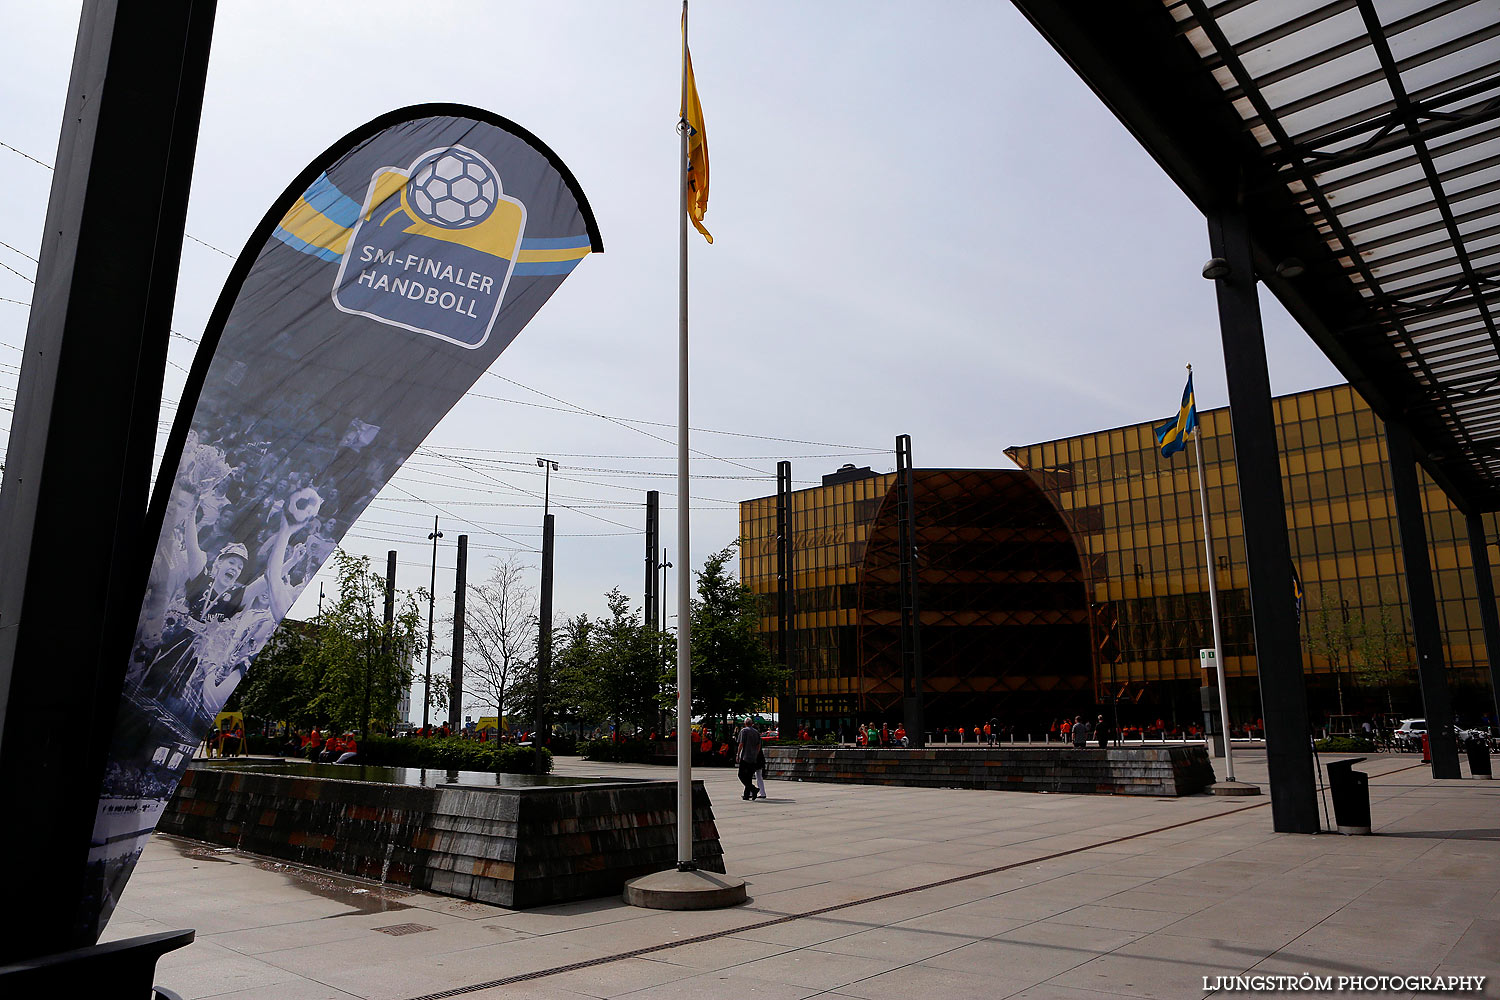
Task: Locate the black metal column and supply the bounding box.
[1206,210,1317,832]
[1465,513,1500,728]
[450,534,467,731]
[645,491,659,632]
[895,435,926,748]
[1386,423,1461,778]
[776,462,795,737]
[535,512,555,769]
[384,551,397,729]
[644,491,661,736]
[0,0,215,958]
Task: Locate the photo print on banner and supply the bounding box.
[81,106,602,939]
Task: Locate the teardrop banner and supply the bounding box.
[80,105,602,938]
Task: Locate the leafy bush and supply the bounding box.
[1314,736,1375,753]
[245,733,299,756]
[580,738,656,762]
[357,735,552,773]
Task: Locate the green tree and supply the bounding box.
[679,545,784,728]
[587,588,664,735]
[1306,587,1359,716]
[508,612,588,734]
[463,557,537,723]
[550,613,596,730]
[235,622,316,730]
[250,549,424,734]
[1353,603,1414,716]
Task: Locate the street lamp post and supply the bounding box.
[535,458,558,768]
[659,547,672,632]
[537,457,558,512]
[423,516,442,732]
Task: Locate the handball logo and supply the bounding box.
[405,150,499,229]
[333,142,526,350]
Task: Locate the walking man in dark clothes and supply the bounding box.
[735,720,764,801]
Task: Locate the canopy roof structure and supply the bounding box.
[1014,0,1500,511]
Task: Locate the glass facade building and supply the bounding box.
[739,383,1499,734]
[1007,382,1499,726]
[739,466,1092,734]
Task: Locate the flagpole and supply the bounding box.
[675,0,694,872]
[1189,364,1235,783]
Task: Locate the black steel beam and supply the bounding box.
[644,491,659,632]
[776,462,795,738]
[0,0,215,957]
[1387,423,1462,778]
[1464,512,1500,727]
[384,551,397,725]
[896,435,925,747]
[1209,209,1320,832]
[535,512,555,771]
[450,534,467,731]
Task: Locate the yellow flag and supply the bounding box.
[681,20,712,244]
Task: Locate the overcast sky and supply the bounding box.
[0,2,1344,722]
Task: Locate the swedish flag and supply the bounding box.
[1154,373,1197,458]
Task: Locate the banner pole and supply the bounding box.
[1190,367,1234,783]
[676,0,694,871]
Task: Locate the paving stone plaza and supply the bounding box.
[104,751,1498,999]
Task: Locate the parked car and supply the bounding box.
[1393,718,1486,750]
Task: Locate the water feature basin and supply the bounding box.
[162,758,725,908]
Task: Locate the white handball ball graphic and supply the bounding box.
[406,149,499,229]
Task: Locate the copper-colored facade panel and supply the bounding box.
[739,467,1093,734]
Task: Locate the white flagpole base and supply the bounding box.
[1208,780,1262,796]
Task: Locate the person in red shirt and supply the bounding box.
[895,724,907,746]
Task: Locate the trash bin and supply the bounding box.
[1325,757,1371,835]
[1467,741,1492,779]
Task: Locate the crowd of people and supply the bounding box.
[202,720,246,758]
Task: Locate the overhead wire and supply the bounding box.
[0,136,871,568]
[0,239,38,263]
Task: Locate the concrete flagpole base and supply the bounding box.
[1208,780,1262,796]
[623,869,748,910]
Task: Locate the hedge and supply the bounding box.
[579,739,655,763]
[766,736,840,747]
[355,735,552,773]
[1313,736,1376,753]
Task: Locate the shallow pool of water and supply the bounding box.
[194,759,610,788]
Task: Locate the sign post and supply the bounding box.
[1200,647,1235,780]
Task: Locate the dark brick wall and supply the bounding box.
[162,770,724,908]
[763,747,1215,796]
